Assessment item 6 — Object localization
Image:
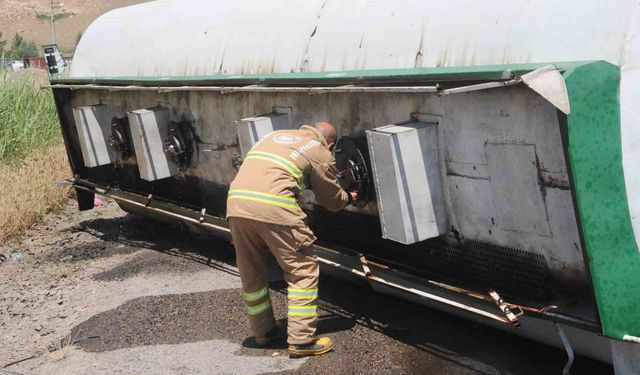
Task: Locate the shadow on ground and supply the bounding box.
[47,213,238,278]
[65,213,612,375]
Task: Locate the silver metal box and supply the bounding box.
[236,110,292,156]
[128,107,178,181]
[366,122,448,244]
[73,104,115,167]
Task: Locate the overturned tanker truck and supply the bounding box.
[46,0,640,372]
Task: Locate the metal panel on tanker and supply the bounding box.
[367,122,448,244]
[72,104,115,168]
[236,112,292,156]
[127,107,179,181]
[486,143,551,236]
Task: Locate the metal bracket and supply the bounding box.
[521,65,570,114]
[199,208,207,223]
[356,255,519,326]
[555,323,575,375]
[94,184,112,195]
[231,153,244,169]
[359,255,372,276]
[145,194,153,207]
[501,70,514,80]
[623,335,640,344]
[488,289,523,327]
[437,79,522,96]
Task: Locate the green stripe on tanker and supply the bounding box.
[563,61,640,340]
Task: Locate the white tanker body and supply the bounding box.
[48,1,640,373]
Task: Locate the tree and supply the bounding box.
[73,31,83,52]
[0,32,6,57]
[8,33,38,59]
[10,33,23,52]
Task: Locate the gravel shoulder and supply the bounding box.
[0,199,613,374]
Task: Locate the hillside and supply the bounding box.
[0,0,150,54]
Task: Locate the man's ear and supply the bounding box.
[327,141,335,151]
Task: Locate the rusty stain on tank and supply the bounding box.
[179,55,190,76]
[217,46,226,75]
[501,44,510,65]
[454,38,470,67]
[437,48,449,68]
[414,50,424,68]
[320,49,328,72]
[414,23,426,68]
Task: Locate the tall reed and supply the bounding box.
[0,70,70,240]
[0,70,61,162]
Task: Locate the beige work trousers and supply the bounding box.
[228,217,319,345]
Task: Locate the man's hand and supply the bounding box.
[349,190,359,203]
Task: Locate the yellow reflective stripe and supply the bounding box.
[288,288,318,300]
[288,305,318,317]
[229,189,296,202]
[243,287,269,302]
[245,155,301,178]
[245,151,305,189]
[247,300,272,316]
[247,151,302,177]
[228,189,300,209]
[228,195,295,209]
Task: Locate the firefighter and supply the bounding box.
[227,121,357,358]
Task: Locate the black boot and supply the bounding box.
[255,319,286,347]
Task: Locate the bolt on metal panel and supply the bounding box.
[127,107,179,181]
[72,104,116,168]
[367,122,448,244]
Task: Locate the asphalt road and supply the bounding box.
[0,200,613,374]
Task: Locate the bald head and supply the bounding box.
[313,121,337,146]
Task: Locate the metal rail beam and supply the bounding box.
[437,79,522,95]
[72,180,525,326]
[71,178,600,332]
[44,83,440,94]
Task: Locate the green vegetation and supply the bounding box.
[0,71,60,161]
[0,70,69,240]
[36,11,75,21]
[74,31,83,52]
[5,33,38,59]
[0,32,6,58]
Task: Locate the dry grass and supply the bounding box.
[0,70,72,241]
[0,143,71,241]
[48,329,82,362]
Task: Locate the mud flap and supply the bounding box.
[75,187,95,211]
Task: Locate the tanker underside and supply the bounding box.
[53,79,598,335]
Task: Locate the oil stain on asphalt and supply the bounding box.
[53,209,613,374]
[69,278,612,374]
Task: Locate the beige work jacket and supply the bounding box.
[227,125,349,227]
